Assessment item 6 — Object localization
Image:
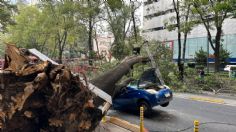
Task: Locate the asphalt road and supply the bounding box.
[108,96,236,132]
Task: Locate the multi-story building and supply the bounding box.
[93,35,114,61]
[142,0,236,64]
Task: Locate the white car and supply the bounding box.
[224,65,236,71]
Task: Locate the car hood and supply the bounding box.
[145,89,158,94]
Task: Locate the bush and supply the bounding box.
[167,72,185,91]
[231,67,236,71]
[183,69,236,94]
[187,62,195,68]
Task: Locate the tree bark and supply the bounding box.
[88,0,93,66]
[130,0,137,43]
[214,26,222,72]
[57,31,67,64]
[91,56,149,106]
[182,4,190,63]
[173,0,183,81]
[1,45,150,131]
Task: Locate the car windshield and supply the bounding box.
[128,68,162,90]
[128,80,139,89]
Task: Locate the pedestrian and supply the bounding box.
[199,69,205,80]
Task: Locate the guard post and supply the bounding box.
[194,120,199,132]
[140,106,144,132]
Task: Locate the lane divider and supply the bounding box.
[189,96,225,104]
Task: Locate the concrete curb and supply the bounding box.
[105,116,140,132]
[175,93,236,106]
[189,96,225,104]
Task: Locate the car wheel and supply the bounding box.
[160,102,169,107]
[138,101,151,116]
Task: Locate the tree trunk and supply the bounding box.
[58,49,63,64]
[214,26,222,72]
[130,0,137,43]
[173,0,183,81]
[182,4,190,63]
[182,34,187,62]
[40,35,48,53]
[88,0,93,66]
[57,31,67,64]
[91,56,149,106]
[94,30,100,59]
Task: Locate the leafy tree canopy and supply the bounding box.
[0,0,16,32]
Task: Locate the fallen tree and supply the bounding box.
[0,44,148,132]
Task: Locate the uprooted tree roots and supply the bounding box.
[0,45,102,132]
[0,45,149,132]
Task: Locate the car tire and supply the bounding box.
[160,102,169,107]
[138,101,152,116]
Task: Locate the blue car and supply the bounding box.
[112,68,173,114]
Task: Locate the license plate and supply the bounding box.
[165,93,170,97]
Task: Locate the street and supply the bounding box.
[108,95,236,132]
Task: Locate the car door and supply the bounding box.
[113,87,136,109]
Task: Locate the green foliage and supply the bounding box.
[195,47,207,66]
[231,67,236,71]
[219,45,231,64]
[138,40,183,89]
[94,60,120,78]
[0,39,6,57]
[4,1,99,59]
[104,1,133,60]
[111,42,130,60]
[190,0,236,71]
[0,1,16,32]
[194,46,230,66]
[168,72,187,92]
[183,68,236,94]
[6,6,46,49]
[165,0,196,34]
[107,0,123,11]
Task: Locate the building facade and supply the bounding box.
[142,0,236,63]
[93,35,114,61]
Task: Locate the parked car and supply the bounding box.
[224,65,236,71]
[112,68,173,115]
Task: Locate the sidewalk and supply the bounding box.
[95,122,131,132]
[94,116,141,132]
[174,93,236,107]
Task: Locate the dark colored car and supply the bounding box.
[112,68,173,114]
